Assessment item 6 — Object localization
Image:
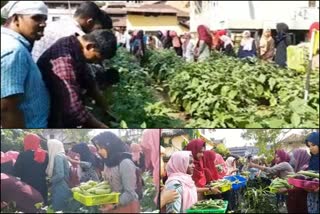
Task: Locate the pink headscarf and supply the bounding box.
[141,129,160,204]
[276,149,290,164]
[170,31,181,48]
[166,151,198,211]
[214,153,228,179]
[292,149,310,173]
[1,151,20,164]
[130,143,142,164]
[226,157,236,176]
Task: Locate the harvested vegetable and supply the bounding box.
[72,180,114,196]
[269,178,292,193]
[190,199,225,210]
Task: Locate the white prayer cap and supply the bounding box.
[1,1,48,19]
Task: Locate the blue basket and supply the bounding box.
[224,175,247,191]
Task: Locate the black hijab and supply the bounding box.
[92,132,132,168]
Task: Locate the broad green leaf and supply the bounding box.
[257,74,266,83]
[228,90,238,99]
[268,78,276,91]
[256,85,264,96]
[269,96,277,107]
[140,122,147,128]
[265,118,284,128]
[221,86,230,96]
[245,123,263,128]
[290,113,301,127]
[120,120,128,128]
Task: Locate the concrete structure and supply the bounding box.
[190,1,319,32]
[43,1,82,22]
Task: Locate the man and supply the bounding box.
[1,1,50,128]
[37,30,117,128]
[32,1,113,61]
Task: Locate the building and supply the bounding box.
[43,1,83,22]
[228,146,261,157]
[190,1,319,33]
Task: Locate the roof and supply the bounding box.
[126,5,178,14]
[161,129,189,137]
[102,6,127,15]
[279,134,307,145]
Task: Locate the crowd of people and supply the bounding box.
[160,132,319,214]
[1,129,161,213]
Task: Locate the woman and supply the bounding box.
[275,23,291,67]
[284,149,310,213]
[92,131,140,213]
[14,134,48,205]
[70,143,100,182]
[46,139,71,211]
[220,35,235,56]
[185,33,197,62]
[259,28,275,62]
[170,31,182,56]
[238,30,257,59]
[163,30,173,49]
[185,139,220,198]
[130,143,145,171]
[305,132,319,214]
[1,173,44,213]
[226,156,238,176]
[132,30,146,63]
[164,151,198,213]
[249,149,294,179]
[182,33,191,59]
[214,152,228,179]
[196,25,212,62]
[141,129,160,205]
[203,150,219,183]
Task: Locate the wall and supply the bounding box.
[127,14,188,34]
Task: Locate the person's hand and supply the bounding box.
[99,204,115,213]
[210,187,221,195]
[161,188,179,206]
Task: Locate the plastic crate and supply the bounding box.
[204,182,231,196]
[288,178,319,191]
[186,200,228,213]
[224,175,247,191]
[73,192,120,206]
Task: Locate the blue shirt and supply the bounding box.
[1,27,50,128]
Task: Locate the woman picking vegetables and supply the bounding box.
[226,156,239,176]
[164,151,197,213]
[92,131,140,213]
[185,139,221,200]
[305,132,319,214]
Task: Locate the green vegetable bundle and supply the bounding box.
[190,199,225,210]
[72,180,114,196]
[209,179,232,188]
[269,178,292,193]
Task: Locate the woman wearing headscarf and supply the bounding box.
[163,30,173,49]
[203,150,219,182]
[1,151,20,176]
[164,151,198,213]
[283,149,310,213]
[275,22,291,67]
[184,139,220,200]
[70,143,99,182]
[259,28,275,62]
[238,30,257,59]
[1,173,44,213]
[185,33,197,63]
[220,35,235,56]
[141,129,160,205]
[196,25,212,62]
[226,156,239,176]
[14,134,49,205]
[46,139,71,211]
[182,33,191,59]
[93,131,140,213]
[170,30,183,56]
[249,149,294,179]
[305,132,319,214]
[130,143,145,170]
[214,152,228,179]
[132,30,146,64]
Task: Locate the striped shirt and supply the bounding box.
[32,18,85,62]
[1,27,50,128]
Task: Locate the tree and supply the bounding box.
[241,129,284,163]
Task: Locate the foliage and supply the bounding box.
[241,129,283,163]
[214,143,230,158]
[98,48,184,128]
[140,171,158,213]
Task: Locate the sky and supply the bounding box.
[209,129,306,148]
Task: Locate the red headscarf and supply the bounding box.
[275,149,290,164]
[309,22,319,40]
[203,150,219,182]
[197,25,212,49]
[23,134,46,163]
[185,139,207,187]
